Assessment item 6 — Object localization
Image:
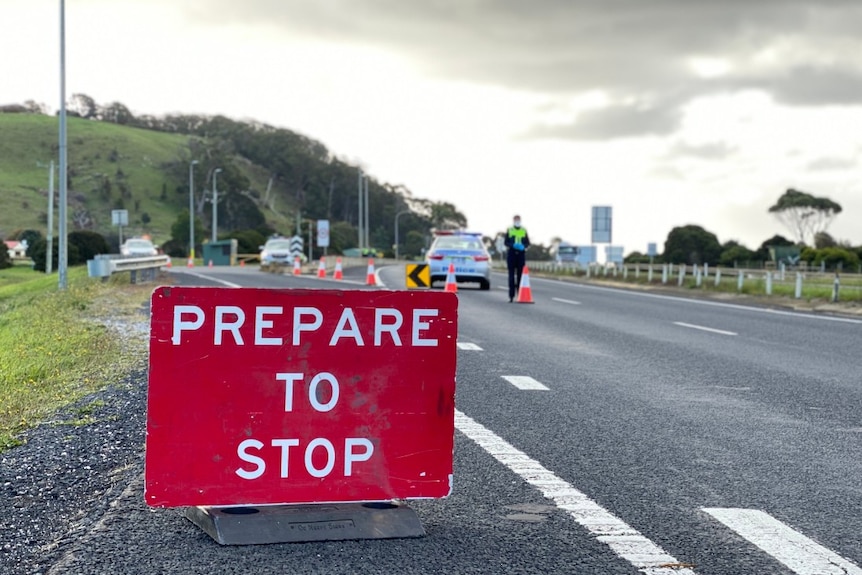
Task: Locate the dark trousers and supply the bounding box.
[507,253,525,299]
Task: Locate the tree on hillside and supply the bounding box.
[768,188,842,245]
[170,210,206,255]
[663,225,721,265]
[413,200,467,230]
[70,93,98,119]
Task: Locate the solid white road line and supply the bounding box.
[552,297,581,305]
[457,342,484,350]
[179,271,241,288]
[455,411,698,575]
[673,322,738,336]
[702,508,862,575]
[501,375,550,390]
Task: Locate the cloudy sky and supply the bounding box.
[3,0,862,252]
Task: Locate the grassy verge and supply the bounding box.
[0,266,153,451]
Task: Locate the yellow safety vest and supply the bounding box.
[508,227,527,242]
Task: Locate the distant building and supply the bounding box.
[4,240,27,259]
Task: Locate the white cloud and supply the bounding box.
[2,0,861,250]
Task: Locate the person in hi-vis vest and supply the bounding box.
[504,215,530,302]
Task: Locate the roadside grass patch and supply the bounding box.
[0,267,153,451]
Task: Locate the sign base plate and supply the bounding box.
[185,501,426,545]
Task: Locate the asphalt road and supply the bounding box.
[19,264,862,575]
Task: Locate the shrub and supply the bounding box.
[29,239,82,272]
[68,230,110,262]
[0,239,12,269]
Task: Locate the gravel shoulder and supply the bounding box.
[0,287,152,575]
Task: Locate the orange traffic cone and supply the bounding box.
[239,259,245,268]
[366,259,376,285]
[166,257,172,269]
[444,263,458,293]
[516,265,534,303]
[293,256,301,276]
[208,259,213,268]
[333,257,344,280]
[317,257,327,278]
[187,257,194,268]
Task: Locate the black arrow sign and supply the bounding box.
[406,264,430,288]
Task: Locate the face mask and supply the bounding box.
[513,221,521,228]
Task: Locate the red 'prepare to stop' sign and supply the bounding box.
[145,287,458,508]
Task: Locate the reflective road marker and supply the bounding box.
[455,411,698,575]
[502,375,549,390]
[703,508,862,575]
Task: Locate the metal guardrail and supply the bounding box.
[87,254,169,283]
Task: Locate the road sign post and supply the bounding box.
[146,287,458,543]
[112,209,128,247]
[317,219,330,257]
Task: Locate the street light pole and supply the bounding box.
[57,0,68,289]
[357,169,364,252]
[363,175,370,251]
[395,210,410,260]
[212,168,222,243]
[188,160,198,261]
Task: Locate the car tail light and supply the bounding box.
[473,255,489,262]
[429,254,444,260]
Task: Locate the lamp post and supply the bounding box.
[357,169,364,252]
[188,160,198,260]
[395,210,410,260]
[58,0,68,289]
[211,168,222,243]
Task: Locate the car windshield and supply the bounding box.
[558,246,577,254]
[127,240,152,248]
[265,240,292,251]
[434,237,484,251]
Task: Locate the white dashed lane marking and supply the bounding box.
[501,375,550,390]
[703,508,862,575]
[457,342,483,350]
[552,297,581,305]
[455,411,698,575]
[673,321,737,336]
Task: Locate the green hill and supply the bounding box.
[0,113,286,245]
[0,107,468,259]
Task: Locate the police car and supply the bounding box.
[426,231,491,290]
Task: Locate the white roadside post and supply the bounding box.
[647,265,653,283]
[795,272,803,299]
[765,271,772,295]
[737,271,745,292]
[662,264,668,284]
[715,267,722,287]
[678,264,686,286]
[832,274,840,303]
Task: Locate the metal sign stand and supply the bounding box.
[185,501,425,545]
